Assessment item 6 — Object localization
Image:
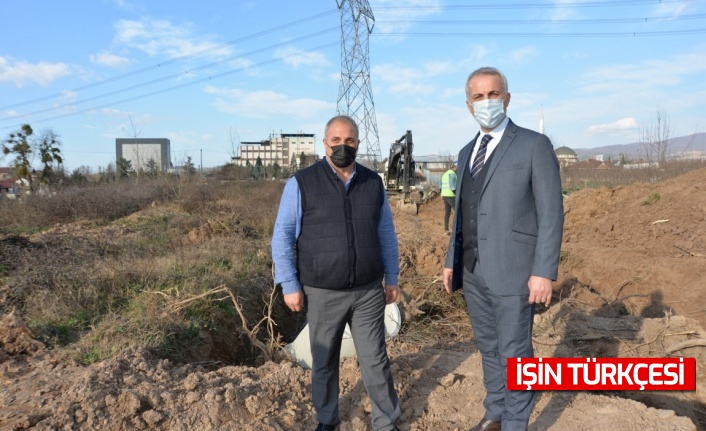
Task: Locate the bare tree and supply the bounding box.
[123,114,144,139]
[639,106,671,164]
[120,114,148,182]
[226,127,240,161]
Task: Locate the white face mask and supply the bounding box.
[472,98,506,129]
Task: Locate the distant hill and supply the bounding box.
[572,132,706,160]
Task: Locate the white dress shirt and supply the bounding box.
[469,115,510,168]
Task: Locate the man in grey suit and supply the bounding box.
[442,67,564,431]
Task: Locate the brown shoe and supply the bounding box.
[469,417,501,431]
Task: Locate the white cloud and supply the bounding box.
[1,110,19,119]
[274,47,329,68]
[423,60,454,75]
[586,118,639,135]
[374,57,463,96]
[90,51,131,67]
[510,47,538,64]
[110,0,138,11]
[550,0,580,22]
[61,90,78,101]
[579,50,706,95]
[113,18,233,59]
[376,102,472,156]
[373,64,433,94]
[205,86,334,119]
[371,0,442,36]
[0,56,71,87]
[652,2,692,18]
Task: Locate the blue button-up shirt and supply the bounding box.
[271,162,400,294]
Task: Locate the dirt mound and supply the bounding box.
[2,169,706,430]
[559,167,706,329]
[1,324,699,431]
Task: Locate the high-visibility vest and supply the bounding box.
[441,169,457,197]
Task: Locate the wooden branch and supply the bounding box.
[224,287,271,362]
[665,339,706,354]
[674,245,705,257]
[168,285,228,313]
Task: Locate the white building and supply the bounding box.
[115,138,171,172]
[555,146,579,169]
[232,133,317,170]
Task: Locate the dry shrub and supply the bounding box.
[0,179,176,231]
[562,159,706,192]
[177,179,283,236]
[0,178,295,366]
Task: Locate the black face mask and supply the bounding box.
[329,145,357,168]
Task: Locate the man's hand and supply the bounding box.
[442,267,454,294]
[528,275,553,306]
[284,291,305,312]
[385,285,399,304]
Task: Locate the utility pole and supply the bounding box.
[200,149,203,174]
[336,0,381,170]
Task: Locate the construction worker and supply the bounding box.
[441,160,458,233]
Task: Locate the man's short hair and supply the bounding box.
[325,115,359,137]
[465,67,509,100]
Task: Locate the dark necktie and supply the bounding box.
[471,134,492,180]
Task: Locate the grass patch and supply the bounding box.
[641,192,661,206]
[3,176,290,367]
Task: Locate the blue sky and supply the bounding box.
[1,0,704,171]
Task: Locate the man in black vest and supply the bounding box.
[272,115,402,431]
[442,68,564,431]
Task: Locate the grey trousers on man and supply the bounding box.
[463,264,535,431]
[304,280,400,431]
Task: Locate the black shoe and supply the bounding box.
[468,417,501,431]
[314,424,338,431]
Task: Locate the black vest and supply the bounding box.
[294,160,384,289]
[460,151,495,271]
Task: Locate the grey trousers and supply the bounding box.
[304,281,400,431]
[462,264,535,431]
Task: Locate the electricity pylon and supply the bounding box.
[336,0,381,169]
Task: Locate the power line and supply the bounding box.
[4,2,693,112]
[1,28,338,123]
[1,1,699,129]
[376,13,706,26]
[374,0,697,11]
[374,29,706,38]
[0,9,338,112]
[0,42,339,129]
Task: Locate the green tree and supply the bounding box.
[3,124,35,192]
[289,153,298,172]
[185,156,196,175]
[71,168,88,183]
[252,156,264,179]
[619,153,629,166]
[145,158,159,178]
[116,157,133,178]
[271,162,281,179]
[37,128,63,184]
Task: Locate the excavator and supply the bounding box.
[384,130,419,213]
[384,130,415,198]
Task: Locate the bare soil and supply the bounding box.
[2,168,706,431]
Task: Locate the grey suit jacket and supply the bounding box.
[445,119,564,295]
